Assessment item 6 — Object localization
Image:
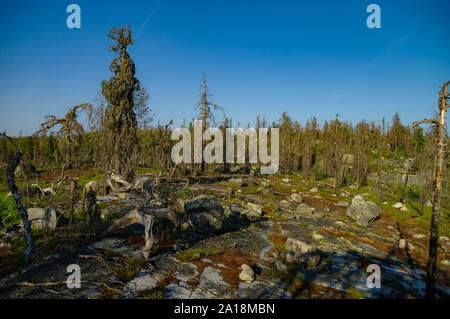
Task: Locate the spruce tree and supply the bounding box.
[102,26,140,182]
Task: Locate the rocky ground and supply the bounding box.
[0,169,449,299]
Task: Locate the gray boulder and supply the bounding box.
[184,196,224,234]
[243,202,263,222]
[24,207,63,230]
[290,193,303,203]
[279,200,297,211]
[296,204,314,215]
[229,177,244,187]
[346,195,380,227]
[285,237,321,267]
[335,201,349,208]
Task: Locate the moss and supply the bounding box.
[139,288,165,299]
[114,256,144,282]
[298,221,308,227]
[0,193,21,225]
[98,284,120,298]
[348,287,366,299]
[177,248,221,261]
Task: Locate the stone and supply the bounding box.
[88,238,143,259]
[118,193,129,200]
[400,206,408,212]
[296,204,314,215]
[24,207,63,230]
[174,263,199,282]
[273,260,288,273]
[398,239,415,252]
[393,202,404,209]
[335,201,349,208]
[282,178,290,183]
[290,193,303,203]
[310,187,318,193]
[413,234,426,240]
[184,196,224,234]
[239,264,255,283]
[285,238,317,262]
[123,269,164,294]
[243,202,263,222]
[236,281,292,299]
[197,266,233,297]
[229,165,244,174]
[261,181,270,187]
[346,195,380,227]
[246,202,262,214]
[229,177,244,187]
[312,232,324,242]
[223,205,232,218]
[279,200,297,211]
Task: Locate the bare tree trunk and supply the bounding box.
[416,81,449,298]
[7,152,33,261]
[400,160,411,203]
[223,115,229,173]
[201,75,207,173]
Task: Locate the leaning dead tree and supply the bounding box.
[35,103,92,168]
[0,133,33,261]
[414,80,449,298]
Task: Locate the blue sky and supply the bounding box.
[0,0,449,136]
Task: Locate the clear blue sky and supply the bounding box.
[0,0,449,136]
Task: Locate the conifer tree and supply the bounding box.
[101,26,140,182]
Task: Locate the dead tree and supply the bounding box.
[35,103,91,168]
[400,158,414,203]
[195,73,222,173]
[67,178,79,227]
[0,133,33,261]
[414,80,449,298]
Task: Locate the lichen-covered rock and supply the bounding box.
[296,204,314,215]
[24,207,63,230]
[290,193,303,203]
[335,201,349,208]
[184,196,224,234]
[279,200,297,211]
[346,195,380,227]
[243,202,262,222]
[285,238,321,267]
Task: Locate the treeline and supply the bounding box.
[0,112,440,183]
